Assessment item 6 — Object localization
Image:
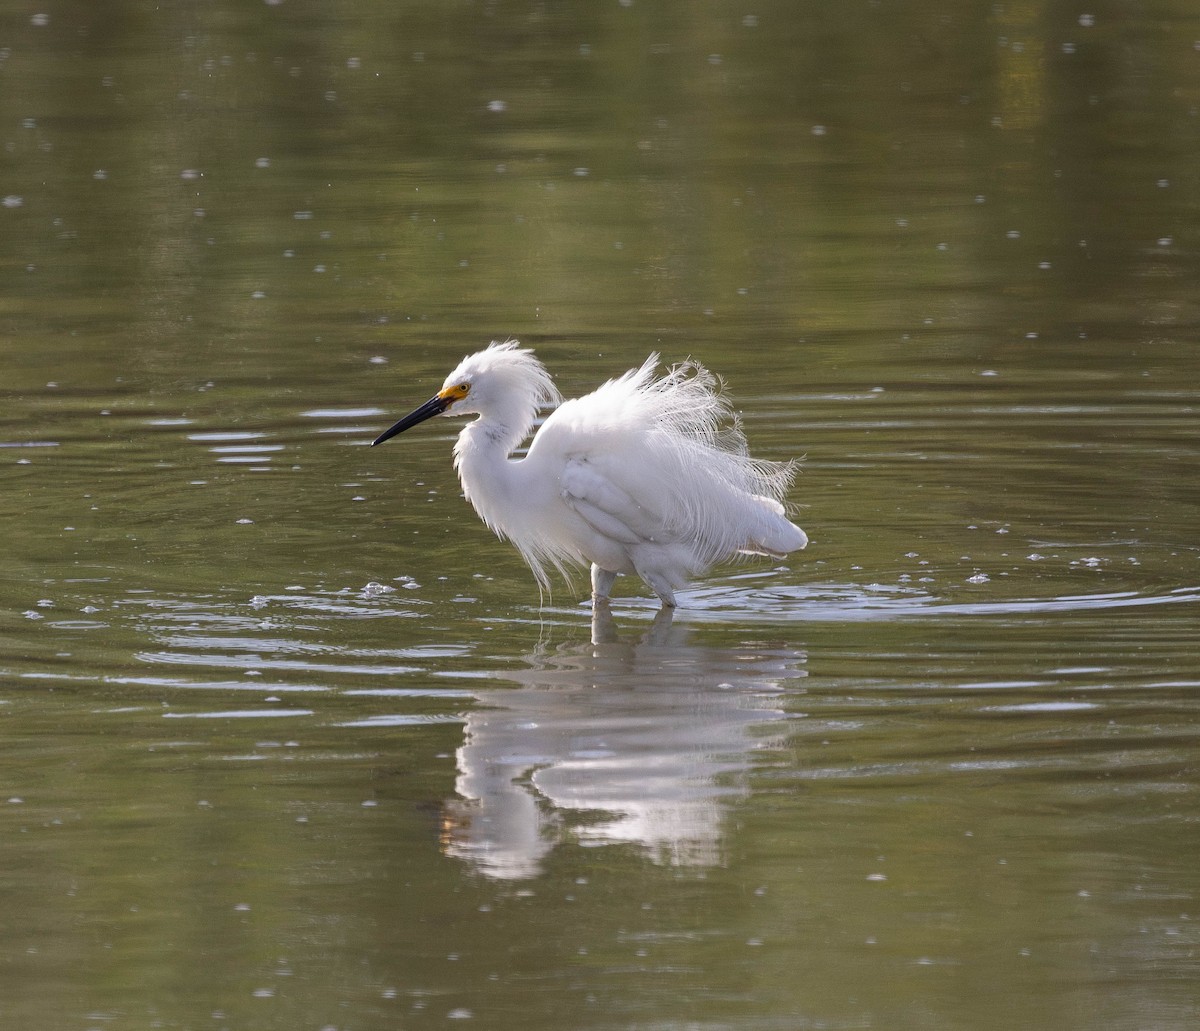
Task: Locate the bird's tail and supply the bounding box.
[738,494,809,558]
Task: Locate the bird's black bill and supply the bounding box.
[371,394,450,446]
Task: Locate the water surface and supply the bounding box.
[2,3,1199,1029]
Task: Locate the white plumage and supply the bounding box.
[372,340,808,608]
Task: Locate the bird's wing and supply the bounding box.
[559,456,667,546]
[524,395,671,546]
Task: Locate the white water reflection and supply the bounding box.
[676,573,1200,622]
[441,606,805,880]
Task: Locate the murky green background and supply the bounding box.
[3,2,1199,1028]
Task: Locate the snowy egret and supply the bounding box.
[371,340,808,608]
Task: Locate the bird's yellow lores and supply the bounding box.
[372,340,808,608]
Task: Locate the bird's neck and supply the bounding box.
[452,416,532,533]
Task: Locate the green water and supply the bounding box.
[2,2,1199,1029]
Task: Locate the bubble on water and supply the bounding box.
[966,572,990,584]
[249,595,269,609]
[362,581,395,597]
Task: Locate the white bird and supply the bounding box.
[371,340,808,608]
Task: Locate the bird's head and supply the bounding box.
[372,339,561,446]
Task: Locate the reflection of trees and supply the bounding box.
[441,604,806,879]
[3,1,1197,387]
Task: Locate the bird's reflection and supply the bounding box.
[441,603,806,880]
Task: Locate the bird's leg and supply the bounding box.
[590,564,617,602]
[638,569,677,609]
